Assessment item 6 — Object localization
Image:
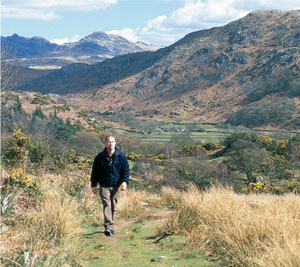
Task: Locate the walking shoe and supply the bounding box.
[110,228,115,234]
[104,227,112,236]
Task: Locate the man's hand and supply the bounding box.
[92,187,98,194]
[120,182,127,191]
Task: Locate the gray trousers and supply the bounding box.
[99,186,120,228]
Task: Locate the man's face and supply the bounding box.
[105,136,116,151]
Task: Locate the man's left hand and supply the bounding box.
[120,182,127,191]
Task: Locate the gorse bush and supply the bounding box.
[3,129,31,168]
[2,168,42,196]
[176,144,206,157]
[241,182,286,195]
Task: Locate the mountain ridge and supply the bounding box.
[10,10,300,129]
[1,32,161,68]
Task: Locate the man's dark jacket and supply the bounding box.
[90,148,129,187]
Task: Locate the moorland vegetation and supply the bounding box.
[1,97,300,266]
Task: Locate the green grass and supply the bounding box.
[83,219,219,267]
[115,122,298,144]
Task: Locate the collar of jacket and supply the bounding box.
[101,147,120,157]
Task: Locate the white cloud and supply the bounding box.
[132,0,300,45]
[30,0,117,10]
[106,28,140,43]
[2,0,117,20]
[142,0,249,39]
[2,6,60,21]
[50,34,81,44]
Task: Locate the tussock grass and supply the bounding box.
[80,187,104,223]
[161,185,300,267]
[24,192,82,247]
[117,189,148,220]
[161,186,182,208]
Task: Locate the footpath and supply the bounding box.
[82,207,218,267]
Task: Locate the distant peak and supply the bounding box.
[84,32,110,40]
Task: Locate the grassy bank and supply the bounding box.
[160,185,300,267]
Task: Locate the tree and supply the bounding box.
[176,157,211,189]
[171,130,194,147]
[227,139,266,183]
[261,153,291,184]
[1,45,18,92]
[29,141,50,172]
[287,141,300,177]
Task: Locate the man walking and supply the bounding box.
[91,135,129,236]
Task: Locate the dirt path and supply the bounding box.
[82,207,217,267]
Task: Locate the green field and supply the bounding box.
[114,122,298,144]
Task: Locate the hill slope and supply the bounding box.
[15,10,300,128]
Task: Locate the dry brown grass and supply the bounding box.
[117,189,148,220]
[161,185,300,267]
[1,189,85,265]
[161,186,182,208]
[23,192,82,248]
[80,186,104,223]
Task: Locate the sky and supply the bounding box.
[1,0,300,46]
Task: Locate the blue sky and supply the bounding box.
[2,0,300,46]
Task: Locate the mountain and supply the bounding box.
[14,10,300,129]
[1,32,161,68]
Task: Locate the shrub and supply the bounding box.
[176,158,211,189]
[288,179,300,194]
[176,144,206,157]
[3,129,31,168]
[67,131,103,155]
[258,135,273,147]
[241,181,265,194]
[224,132,259,147]
[31,92,50,105]
[2,168,41,197]
[203,142,222,151]
[29,141,50,170]
[127,152,144,161]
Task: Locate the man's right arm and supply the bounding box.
[91,156,99,191]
